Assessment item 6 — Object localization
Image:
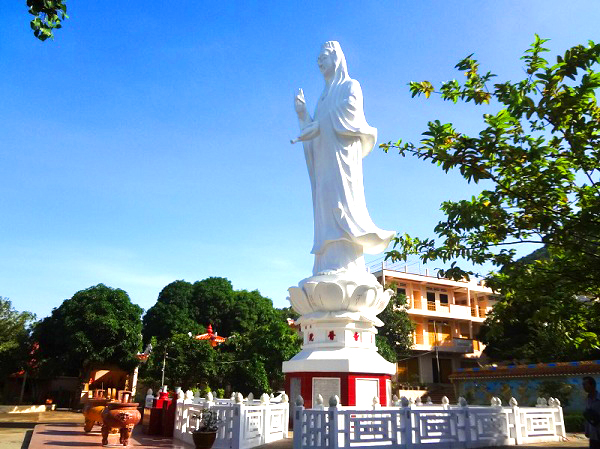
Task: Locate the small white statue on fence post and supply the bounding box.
[441,396,450,409]
[458,397,468,407]
[314,394,324,410]
[281,393,289,403]
[415,396,422,406]
[145,389,154,408]
[260,393,270,405]
[329,395,341,408]
[392,395,400,406]
[372,396,381,410]
[426,396,433,405]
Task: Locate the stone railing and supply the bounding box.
[293,394,565,449]
[174,390,290,449]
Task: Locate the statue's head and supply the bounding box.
[318,41,348,84]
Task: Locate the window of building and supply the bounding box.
[426,292,436,302]
[439,293,449,304]
[397,288,406,297]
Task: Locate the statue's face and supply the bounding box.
[318,49,335,80]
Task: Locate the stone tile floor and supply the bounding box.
[28,422,196,448]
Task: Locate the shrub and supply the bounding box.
[563,413,585,433]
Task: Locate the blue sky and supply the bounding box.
[1,1,598,318]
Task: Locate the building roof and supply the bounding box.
[374,269,495,294]
[449,360,600,380]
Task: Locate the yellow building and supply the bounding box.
[371,264,498,385]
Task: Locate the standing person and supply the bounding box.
[583,376,600,449]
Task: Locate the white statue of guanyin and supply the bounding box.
[292,41,394,277]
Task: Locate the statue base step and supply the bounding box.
[283,346,395,408]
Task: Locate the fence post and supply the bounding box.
[403,402,413,449]
[550,398,565,438]
[459,397,471,447]
[261,393,269,445]
[329,396,339,449]
[372,396,381,410]
[510,397,522,445]
[441,396,450,410]
[293,396,304,449]
[282,394,290,438]
[232,394,243,449]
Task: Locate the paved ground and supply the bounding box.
[0,410,591,449]
[0,410,83,449]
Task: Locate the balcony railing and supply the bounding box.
[427,301,436,311]
[413,336,476,354]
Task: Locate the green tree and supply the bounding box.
[140,333,221,391]
[142,280,200,344]
[377,291,414,361]
[478,249,600,362]
[142,277,302,393]
[223,320,301,393]
[27,0,68,41]
[0,298,36,377]
[382,37,600,359]
[34,284,143,378]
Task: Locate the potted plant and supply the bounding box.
[191,409,222,449]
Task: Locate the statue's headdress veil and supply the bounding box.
[322,41,349,87]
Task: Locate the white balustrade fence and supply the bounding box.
[174,390,290,449]
[293,396,565,449]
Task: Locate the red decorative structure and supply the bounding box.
[353,332,359,341]
[193,324,227,347]
[328,331,336,340]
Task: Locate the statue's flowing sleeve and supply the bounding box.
[330,80,377,158]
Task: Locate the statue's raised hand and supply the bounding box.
[294,88,307,119]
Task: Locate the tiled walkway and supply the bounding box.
[0,411,590,449]
[29,423,196,448]
[26,423,588,449]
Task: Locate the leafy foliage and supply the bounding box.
[33,284,143,378]
[27,0,68,41]
[377,291,414,361]
[141,277,302,394]
[382,36,600,290]
[142,280,200,344]
[192,408,223,432]
[0,298,36,377]
[382,37,600,360]
[140,333,219,391]
[478,248,600,361]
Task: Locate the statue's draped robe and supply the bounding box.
[303,78,395,273]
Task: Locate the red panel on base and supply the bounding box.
[285,372,391,408]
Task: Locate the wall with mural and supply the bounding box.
[451,361,600,413]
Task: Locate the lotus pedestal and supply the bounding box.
[283,272,395,407]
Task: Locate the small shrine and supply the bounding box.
[193,324,227,347]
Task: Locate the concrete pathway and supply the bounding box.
[0,410,83,449]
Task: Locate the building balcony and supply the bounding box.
[412,338,476,354]
[408,303,486,322]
